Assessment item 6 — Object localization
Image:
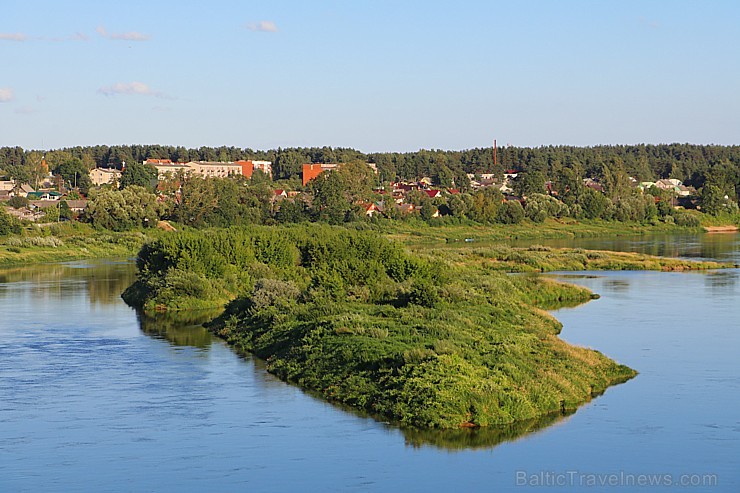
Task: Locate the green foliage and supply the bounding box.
[525,193,569,222]
[176,176,270,227]
[513,171,545,197]
[123,224,641,430]
[496,200,525,224]
[0,208,22,235]
[700,184,737,216]
[7,195,29,209]
[56,157,92,194]
[120,162,158,190]
[85,185,161,231]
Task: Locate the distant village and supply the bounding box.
[1,154,698,223]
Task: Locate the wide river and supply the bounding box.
[1,233,739,492]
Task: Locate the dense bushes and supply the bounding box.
[85,185,162,231]
[0,208,22,236]
[125,224,636,429]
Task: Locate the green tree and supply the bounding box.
[700,184,725,216]
[0,208,22,235]
[419,200,437,221]
[513,171,545,198]
[85,186,161,231]
[467,188,502,223]
[57,158,92,194]
[120,162,158,190]
[496,200,525,224]
[310,172,351,224]
[579,187,609,219]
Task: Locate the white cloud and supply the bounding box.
[246,21,278,33]
[96,25,150,41]
[0,32,27,42]
[0,88,14,102]
[98,81,169,99]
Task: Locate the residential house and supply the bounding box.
[90,167,122,186]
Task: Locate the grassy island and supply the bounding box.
[122,224,641,428]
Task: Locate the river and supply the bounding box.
[1,234,738,492]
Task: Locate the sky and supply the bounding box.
[1,0,739,152]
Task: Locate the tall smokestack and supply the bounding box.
[493,139,497,167]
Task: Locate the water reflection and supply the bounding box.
[509,232,740,263]
[0,260,137,306]
[703,270,739,294]
[136,309,222,348]
[401,411,574,451]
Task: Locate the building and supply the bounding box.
[89,168,122,186]
[185,161,243,178]
[236,160,273,179]
[302,163,339,186]
[151,162,191,180]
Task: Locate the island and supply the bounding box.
[121,224,651,428]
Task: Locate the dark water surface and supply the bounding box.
[1,236,739,491]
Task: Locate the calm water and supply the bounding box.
[509,231,740,264]
[0,235,738,492]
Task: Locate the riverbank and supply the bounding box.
[0,223,155,266]
[381,218,704,249]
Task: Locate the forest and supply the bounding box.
[2,143,739,236]
[2,142,740,195]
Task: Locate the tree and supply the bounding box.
[496,200,525,224]
[57,158,92,194]
[120,162,158,190]
[0,208,22,235]
[85,186,161,231]
[513,171,545,198]
[700,184,725,216]
[7,195,29,209]
[579,187,609,219]
[467,188,502,223]
[309,171,351,224]
[419,200,436,221]
[525,193,569,222]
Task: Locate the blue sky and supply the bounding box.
[1,0,738,152]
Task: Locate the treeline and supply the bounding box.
[2,143,740,192]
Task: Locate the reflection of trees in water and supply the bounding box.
[511,233,740,263]
[0,260,137,305]
[704,270,739,293]
[137,309,222,348]
[603,279,630,294]
[401,411,574,450]
[298,386,576,451]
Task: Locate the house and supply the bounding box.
[361,202,382,217]
[0,180,14,192]
[583,178,604,193]
[64,200,88,213]
[27,191,62,201]
[424,189,442,199]
[18,184,36,198]
[90,167,122,186]
[4,206,42,222]
[273,189,288,200]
